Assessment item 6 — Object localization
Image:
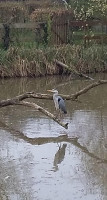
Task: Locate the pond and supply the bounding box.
[0,74,107,200]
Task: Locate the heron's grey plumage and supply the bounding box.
[58,97,67,114]
[50,89,67,114]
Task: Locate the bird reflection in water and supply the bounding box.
[53,143,67,172]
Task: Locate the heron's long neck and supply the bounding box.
[53,92,59,110]
[53,92,58,99]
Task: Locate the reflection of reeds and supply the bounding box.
[0,44,107,78]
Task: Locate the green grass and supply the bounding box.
[0,22,107,49]
[10,29,37,48]
[9,28,49,49]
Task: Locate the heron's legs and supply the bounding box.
[54,109,65,120]
[54,109,60,118]
[58,110,65,119]
[55,109,62,120]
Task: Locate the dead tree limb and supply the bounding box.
[0,92,53,108]
[17,101,68,129]
[12,79,106,101]
[71,79,107,100]
[0,95,68,129]
[33,80,107,101]
[55,59,94,80]
[0,80,107,129]
[0,80,107,106]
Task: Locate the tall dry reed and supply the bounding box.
[0,44,107,78]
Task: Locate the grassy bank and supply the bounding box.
[0,44,107,78]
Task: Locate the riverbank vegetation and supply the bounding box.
[0,44,107,78]
[0,0,107,78]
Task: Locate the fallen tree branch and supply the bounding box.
[0,80,107,106]
[71,79,107,100]
[35,80,107,100]
[17,101,68,129]
[0,95,68,129]
[24,80,107,101]
[55,59,94,80]
[0,79,107,129]
[0,80,107,105]
[0,92,53,108]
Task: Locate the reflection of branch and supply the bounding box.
[0,121,107,164]
[0,121,68,144]
[71,139,106,163]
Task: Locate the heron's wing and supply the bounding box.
[58,96,67,114]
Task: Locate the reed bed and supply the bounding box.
[0,44,107,78]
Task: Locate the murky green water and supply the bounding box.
[0,74,107,200]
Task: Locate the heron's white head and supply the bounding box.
[47,89,58,94]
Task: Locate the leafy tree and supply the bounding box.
[69,0,107,20]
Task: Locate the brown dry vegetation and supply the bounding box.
[0,0,61,23]
[0,0,107,78]
[0,45,107,78]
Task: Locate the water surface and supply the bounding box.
[0,75,107,200]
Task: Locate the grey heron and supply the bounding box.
[47,89,67,114]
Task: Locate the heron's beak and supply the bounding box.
[47,90,53,93]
